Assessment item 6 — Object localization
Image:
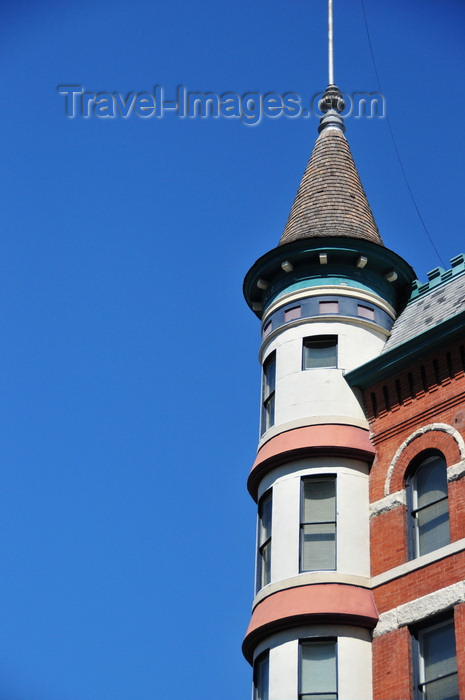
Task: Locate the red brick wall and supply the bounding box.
[373,626,412,700]
[366,338,465,579]
[366,340,465,699]
[449,478,465,542]
[371,506,407,575]
[455,603,465,699]
[373,549,465,614]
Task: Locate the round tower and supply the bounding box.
[242,88,416,699]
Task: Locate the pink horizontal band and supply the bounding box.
[248,424,375,499]
[242,583,379,663]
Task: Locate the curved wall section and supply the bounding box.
[250,624,373,699]
[262,289,394,340]
[253,457,371,587]
[259,318,386,443]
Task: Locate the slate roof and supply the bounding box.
[279,127,384,247]
[383,257,465,353]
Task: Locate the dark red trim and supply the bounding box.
[242,583,379,663]
[248,424,375,499]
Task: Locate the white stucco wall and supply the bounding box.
[261,318,386,434]
[253,624,373,700]
[256,457,370,586]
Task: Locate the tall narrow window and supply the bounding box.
[408,452,450,558]
[253,650,269,700]
[303,336,337,369]
[257,491,272,591]
[261,352,276,435]
[300,639,337,700]
[414,618,458,700]
[300,477,336,571]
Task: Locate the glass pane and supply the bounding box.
[357,304,375,320]
[261,541,271,587]
[261,395,275,433]
[422,621,457,683]
[284,306,301,322]
[301,641,336,695]
[423,673,459,700]
[304,340,337,368]
[262,321,272,338]
[303,479,336,523]
[260,496,272,544]
[417,498,450,555]
[319,301,339,314]
[302,523,336,570]
[301,695,337,700]
[254,653,269,700]
[263,355,275,397]
[416,456,448,509]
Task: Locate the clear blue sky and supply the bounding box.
[1,1,464,699]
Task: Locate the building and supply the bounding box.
[242,82,465,699]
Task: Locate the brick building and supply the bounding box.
[242,83,465,699]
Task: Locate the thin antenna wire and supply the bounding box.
[360,0,446,268]
[328,0,334,85]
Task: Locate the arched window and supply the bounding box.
[408,451,450,558]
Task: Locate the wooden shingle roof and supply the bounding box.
[279,127,384,247]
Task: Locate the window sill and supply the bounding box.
[371,537,465,587]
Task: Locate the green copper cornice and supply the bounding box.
[243,237,416,319]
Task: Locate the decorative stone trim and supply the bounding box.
[371,538,465,588]
[373,581,465,638]
[370,490,406,519]
[253,572,371,608]
[447,459,465,482]
[384,423,465,496]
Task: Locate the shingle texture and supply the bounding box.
[279,127,384,246]
[383,272,465,352]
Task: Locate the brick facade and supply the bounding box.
[366,334,465,699]
[372,626,413,700]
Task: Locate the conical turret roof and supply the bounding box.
[279,123,384,247]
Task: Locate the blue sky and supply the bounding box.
[1,1,464,699]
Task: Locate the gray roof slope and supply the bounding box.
[383,269,465,353]
[279,128,384,247]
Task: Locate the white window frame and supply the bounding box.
[261,352,276,435]
[300,476,337,572]
[253,650,269,700]
[256,491,272,592]
[407,451,450,559]
[299,638,338,700]
[302,336,338,370]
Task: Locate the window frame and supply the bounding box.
[412,616,459,700]
[299,638,338,700]
[253,649,270,700]
[406,450,450,559]
[319,300,339,315]
[261,351,276,436]
[256,490,272,592]
[302,336,338,370]
[357,303,375,321]
[300,476,337,573]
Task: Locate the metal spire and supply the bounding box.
[318,0,345,132]
[328,0,334,86]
